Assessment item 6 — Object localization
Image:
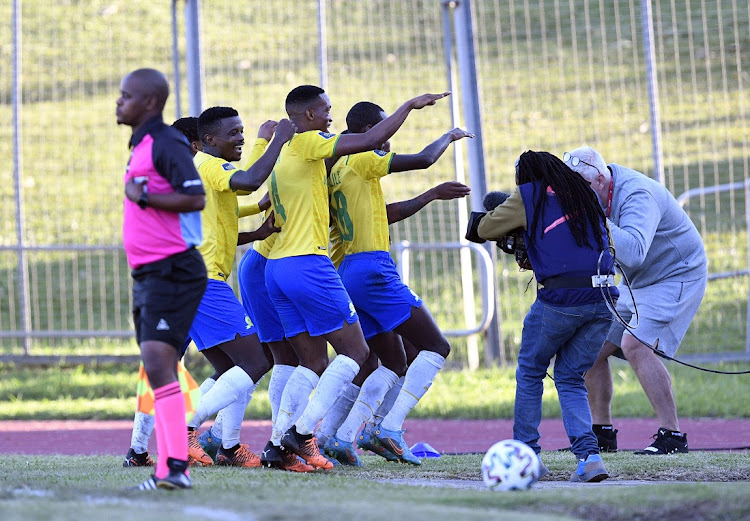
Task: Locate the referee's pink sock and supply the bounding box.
[153,381,189,479]
[153,398,168,479]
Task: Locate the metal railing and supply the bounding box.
[392,240,495,369]
[676,181,750,358]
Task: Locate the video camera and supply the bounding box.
[465,191,532,270]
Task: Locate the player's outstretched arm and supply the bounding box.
[229,119,295,193]
[390,128,473,173]
[334,92,451,157]
[387,181,470,224]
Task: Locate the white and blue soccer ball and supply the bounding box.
[481,439,541,491]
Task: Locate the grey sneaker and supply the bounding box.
[570,453,609,483]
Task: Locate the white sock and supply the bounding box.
[268,364,296,423]
[270,366,319,445]
[198,376,216,437]
[315,382,360,447]
[189,366,254,429]
[198,377,217,435]
[199,377,216,395]
[371,376,404,427]
[296,355,360,435]
[337,366,398,443]
[380,351,445,432]
[221,386,256,449]
[130,411,155,453]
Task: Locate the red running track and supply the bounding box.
[1,418,748,456]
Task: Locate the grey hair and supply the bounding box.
[564,145,608,182]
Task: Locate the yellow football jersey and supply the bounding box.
[328,149,395,255]
[267,130,341,259]
[328,222,345,269]
[194,150,241,280]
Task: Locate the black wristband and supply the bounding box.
[136,191,149,210]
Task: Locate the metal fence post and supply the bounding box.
[745,180,750,355]
[442,2,481,369]
[318,0,328,91]
[641,0,664,184]
[452,0,503,365]
[171,0,183,118]
[12,0,32,354]
[184,0,205,116]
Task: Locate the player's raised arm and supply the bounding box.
[229,119,295,192]
[390,128,473,173]
[333,92,451,157]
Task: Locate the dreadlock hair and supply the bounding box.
[515,150,607,251]
[172,117,199,143]
[197,106,239,144]
[345,101,385,133]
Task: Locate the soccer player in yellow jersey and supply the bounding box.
[182,107,295,468]
[321,101,472,465]
[236,207,313,472]
[317,180,471,463]
[265,85,450,469]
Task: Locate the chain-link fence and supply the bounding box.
[2,0,748,366]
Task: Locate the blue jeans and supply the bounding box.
[513,298,612,459]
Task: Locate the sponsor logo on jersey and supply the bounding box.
[319,131,336,139]
[222,162,236,171]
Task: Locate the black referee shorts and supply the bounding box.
[131,248,207,349]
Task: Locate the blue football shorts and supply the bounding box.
[188,278,256,351]
[265,254,359,338]
[238,249,286,343]
[338,251,422,340]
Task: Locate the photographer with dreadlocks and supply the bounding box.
[564,145,707,455]
[466,150,618,483]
